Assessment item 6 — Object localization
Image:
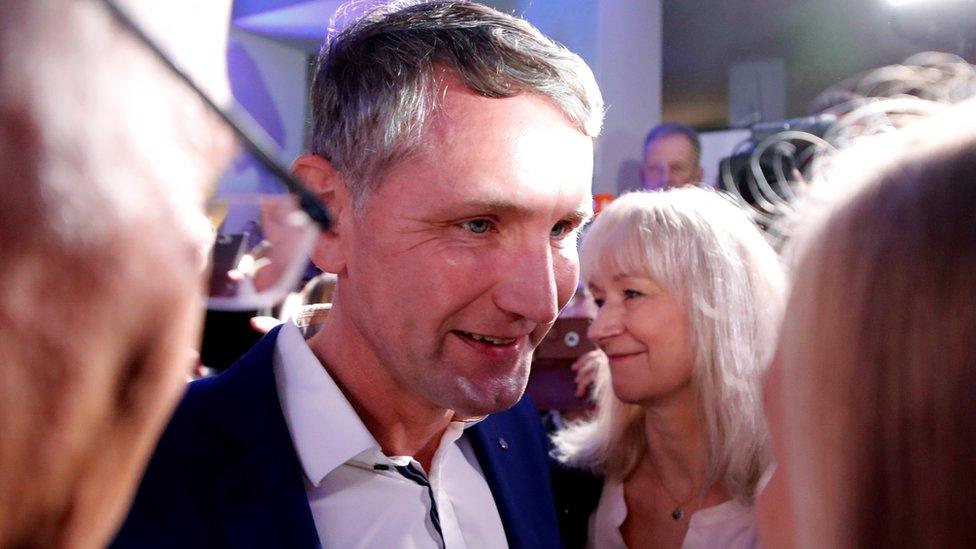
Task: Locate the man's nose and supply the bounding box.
[493,240,561,324]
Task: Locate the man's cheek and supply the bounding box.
[438,248,500,289]
[553,253,581,306]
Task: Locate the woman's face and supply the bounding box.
[586,263,695,406]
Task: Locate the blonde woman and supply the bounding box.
[553,188,786,548]
[758,99,976,548]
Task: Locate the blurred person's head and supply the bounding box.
[553,188,786,503]
[294,0,603,419]
[640,122,703,191]
[0,1,234,546]
[760,98,976,548]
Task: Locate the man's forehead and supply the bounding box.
[646,133,695,156]
[351,71,594,225]
[389,83,593,199]
[644,143,696,175]
[425,73,585,143]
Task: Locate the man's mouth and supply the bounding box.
[455,330,517,346]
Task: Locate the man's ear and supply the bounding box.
[292,153,350,275]
[693,164,705,185]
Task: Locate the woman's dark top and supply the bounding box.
[550,462,604,549]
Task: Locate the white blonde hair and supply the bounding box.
[552,188,786,503]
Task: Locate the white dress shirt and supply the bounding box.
[272,321,508,548]
[588,479,761,549]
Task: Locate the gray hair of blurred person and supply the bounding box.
[552,189,786,503]
[0,0,233,546]
[644,122,702,164]
[309,0,604,206]
[776,97,976,548]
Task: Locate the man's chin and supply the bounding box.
[446,377,528,419]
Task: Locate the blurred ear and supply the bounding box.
[693,165,705,185]
[292,153,349,275]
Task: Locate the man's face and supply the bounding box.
[641,133,702,190]
[340,82,594,418]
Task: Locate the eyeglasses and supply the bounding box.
[101,0,333,311]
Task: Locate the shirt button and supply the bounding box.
[498,437,509,450]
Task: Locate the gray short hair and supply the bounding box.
[310,0,604,203]
[552,188,786,503]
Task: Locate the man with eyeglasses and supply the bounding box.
[0,1,236,547]
[116,2,604,548]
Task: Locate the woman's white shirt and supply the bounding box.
[587,480,761,549]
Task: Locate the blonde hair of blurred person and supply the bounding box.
[0,1,234,546]
[552,189,786,547]
[762,98,976,549]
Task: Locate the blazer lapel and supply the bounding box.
[206,326,321,548]
[468,399,563,549]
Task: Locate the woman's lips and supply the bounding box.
[606,351,645,365]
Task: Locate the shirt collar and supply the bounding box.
[273,320,487,485]
[273,320,379,487]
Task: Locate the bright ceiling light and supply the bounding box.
[887,0,966,6]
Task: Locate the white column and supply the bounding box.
[593,0,662,195]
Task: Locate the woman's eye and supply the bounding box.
[462,219,492,234]
[593,298,605,308]
[623,289,644,299]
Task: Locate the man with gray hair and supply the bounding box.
[0,1,235,547]
[640,122,704,191]
[116,1,603,547]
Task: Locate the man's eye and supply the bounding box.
[462,219,492,234]
[550,221,572,238]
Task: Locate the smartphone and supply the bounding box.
[207,232,248,298]
[527,317,596,411]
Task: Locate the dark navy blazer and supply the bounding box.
[112,326,563,548]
